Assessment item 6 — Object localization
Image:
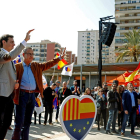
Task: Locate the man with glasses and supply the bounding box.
[12,47,66,140]
[106,83,120,135]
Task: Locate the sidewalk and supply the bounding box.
[5,111,140,140]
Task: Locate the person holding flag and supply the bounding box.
[12,47,66,140]
[50,76,61,123]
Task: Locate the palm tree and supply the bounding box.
[116,29,140,62]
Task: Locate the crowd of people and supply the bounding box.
[34,79,140,138]
[93,82,140,137]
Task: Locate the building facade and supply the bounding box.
[20,40,61,62]
[115,0,140,62]
[77,29,115,64]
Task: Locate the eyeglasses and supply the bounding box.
[25,53,34,56]
[99,91,103,92]
[112,86,116,88]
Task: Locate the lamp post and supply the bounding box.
[98,15,116,87]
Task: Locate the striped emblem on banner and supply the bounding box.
[62,98,95,121]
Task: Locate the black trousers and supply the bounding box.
[118,111,124,127]
[0,94,14,140]
[97,109,106,129]
[44,102,53,124]
[34,111,41,123]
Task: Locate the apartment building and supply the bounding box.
[115,0,140,62]
[20,40,61,62]
[77,29,115,64]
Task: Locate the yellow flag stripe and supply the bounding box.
[125,70,138,82]
[66,102,69,121]
[78,100,80,119]
[79,103,95,113]
[58,61,65,68]
[70,99,73,120]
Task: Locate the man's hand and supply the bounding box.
[118,111,121,114]
[25,29,34,42]
[61,47,66,59]
[77,87,79,92]
[14,80,19,89]
[125,110,128,115]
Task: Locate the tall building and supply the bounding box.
[77,29,115,64]
[115,0,140,62]
[66,51,72,64]
[72,54,76,63]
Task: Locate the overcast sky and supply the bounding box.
[0,0,115,55]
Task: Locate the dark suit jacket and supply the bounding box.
[122,90,139,113]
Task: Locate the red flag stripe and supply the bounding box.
[61,59,67,64]
[68,100,71,120]
[56,53,60,56]
[80,98,93,103]
[72,98,75,120]
[63,104,66,121]
[80,112,95,119]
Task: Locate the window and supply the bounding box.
[132,1,136,3]
[128,0,131,4]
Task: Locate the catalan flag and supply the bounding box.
[56,53,67,69]
[62,97,95,140]
[125,62,140,82]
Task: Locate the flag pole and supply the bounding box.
[53,65,56,76]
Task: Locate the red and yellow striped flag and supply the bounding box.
[125,62,140,82]
[56,53,67,69]
[62,98,95,121]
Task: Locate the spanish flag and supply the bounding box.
[125,62,140,82]
[56,53,67,69]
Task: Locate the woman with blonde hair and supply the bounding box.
[84,88,93,97]
[96,88,107,130]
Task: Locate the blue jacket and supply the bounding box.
[122,90,139,113]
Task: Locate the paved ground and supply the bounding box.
[5,111,140,140]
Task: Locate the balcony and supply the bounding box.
[119,21,140,27]
[115,2,140,8]
[116,15,140,20]
[115,8,140,14]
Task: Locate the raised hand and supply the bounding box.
[25,29,34,42]
[61,47,66,59]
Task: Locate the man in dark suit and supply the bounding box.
[121,82,140,137]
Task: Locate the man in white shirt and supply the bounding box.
[0,29,34,139]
